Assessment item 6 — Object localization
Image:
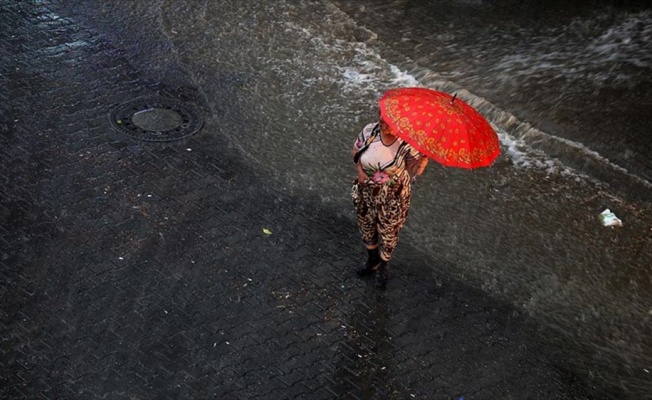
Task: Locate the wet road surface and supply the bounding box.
[1,0,651,399]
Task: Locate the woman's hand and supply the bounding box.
[416,158,429,175]
[356,162,368,184]
[410,158,428,185]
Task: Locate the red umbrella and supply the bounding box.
[379,87,500,169]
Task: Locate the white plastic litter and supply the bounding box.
[599,209,623,227]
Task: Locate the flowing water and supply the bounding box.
[334,0,652,200]
[50,0,652,397]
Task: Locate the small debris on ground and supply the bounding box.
[599,209,622,227]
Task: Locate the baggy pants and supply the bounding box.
[351,172,412,262]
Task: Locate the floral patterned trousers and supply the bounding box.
[351,172,412,262]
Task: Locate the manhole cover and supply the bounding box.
[109,97,203,142]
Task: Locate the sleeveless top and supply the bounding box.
[353,123,424,185]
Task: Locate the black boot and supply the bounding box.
[356,247,380,277]
[375,259,389,288]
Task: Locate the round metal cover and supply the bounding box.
[109,98,203,142]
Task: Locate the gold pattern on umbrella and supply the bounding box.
[380,88,500,169]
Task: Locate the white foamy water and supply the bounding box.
[495,11,652,85]
[339,39,652,196]
[330,0,652,196]
[331,45,591,180]
[588,11,652,68]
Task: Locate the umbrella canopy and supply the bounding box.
[379,87,500,169]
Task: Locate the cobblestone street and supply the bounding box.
[1,1,649,399]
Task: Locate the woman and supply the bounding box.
[351,117,428,288]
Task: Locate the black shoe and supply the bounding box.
[356,262,376,277]
[375,260,388,288]
[356,247,380,278]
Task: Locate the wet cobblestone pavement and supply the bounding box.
[0,1,648,399]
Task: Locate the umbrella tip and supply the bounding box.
[451,93,457,104]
